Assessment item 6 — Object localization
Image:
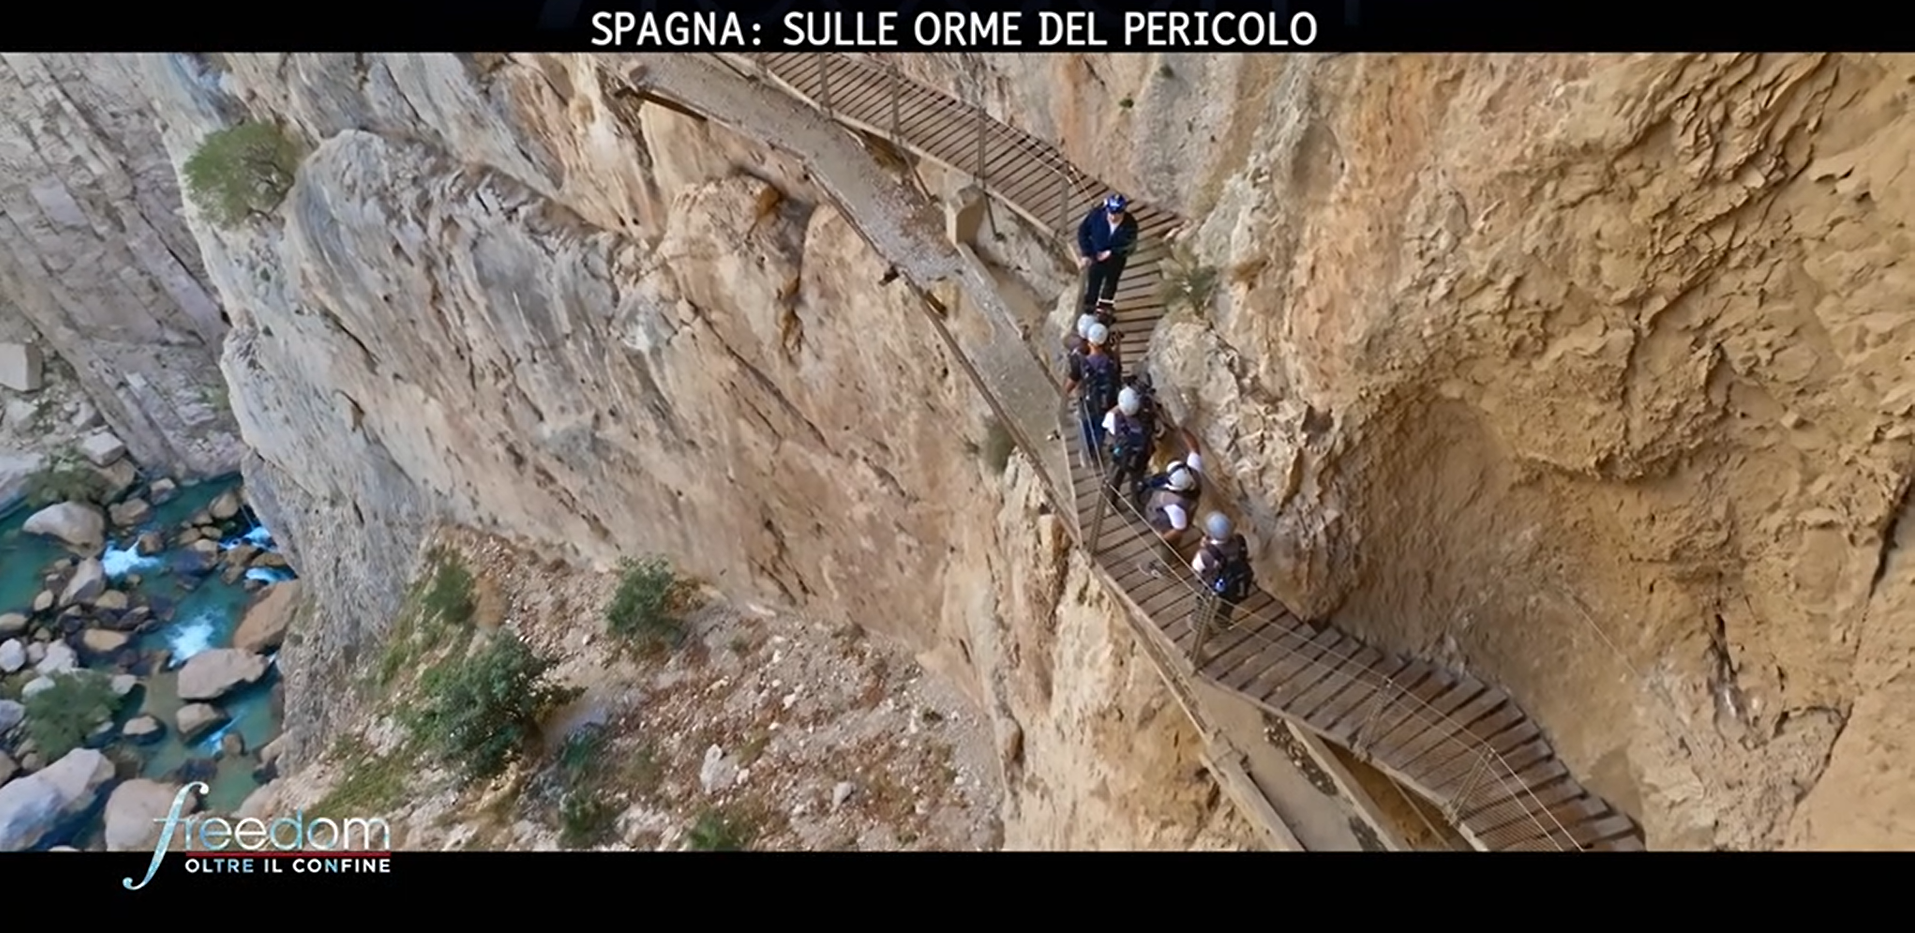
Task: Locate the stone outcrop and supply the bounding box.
[0,749,115,851]
[175,648,270,701]
[24,503,105,553]
[104,779,195,852]
[233,581,300,653]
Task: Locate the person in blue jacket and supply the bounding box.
[1076,194,1139,314]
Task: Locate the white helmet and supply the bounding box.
[1076,314,1099,339]
[1118,387,1141,416]
[1086,323,1110,346]
[1204,511,1233,540]
[1167,465,1196,492]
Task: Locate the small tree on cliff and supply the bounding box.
[182,121,300,227]
[407,630,580,783]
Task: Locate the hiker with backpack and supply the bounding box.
[1190,511,1255,646]
[1075,194,1139,316]
[1102,387,1155,506]
[1140,458,1202,548]
[1134,428,1205,512]
[1063,322,1121,463]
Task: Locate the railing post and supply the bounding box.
[889,61,902,145]
[817,54,831,116]
[1056,139,1071,234]
[1187,591,1212,669]
[1443,748,1495,823]
[1351,679,1398,749]
[1087,444,1107,552]
[973,102,987,183]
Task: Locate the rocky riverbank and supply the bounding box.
[0,470,302,851]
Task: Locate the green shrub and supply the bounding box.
[182,121,300,227]
[23,451,113,507]
[406,631,579,783]
[979,418,1015,474]
[685,807,757,851]
[553,723,621,847]
[371,548,475,691]
[605,557,693,656]
[22,671,120,760]
[420,550,477,628]
[559,788,617,848]
[1160,244,1220,316]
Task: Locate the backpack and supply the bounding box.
[1108,413,1151,469]
[1205,535,1254,605]
[1081,352,1120,412]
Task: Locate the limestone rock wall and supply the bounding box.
[10,51,1906,851]
[950,51,1914,850]
[0,54,240,477]
[121,52,1241,848]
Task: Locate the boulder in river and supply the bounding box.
[0,748,115,850]
[93,590,129,613]
[123,715,164,742]
[0,753,15,786]
[234,582,301,654]
[33,642,77,676]
[80,629,129,655]
[135,531,166,556]
[0,639,23,674]
[58,559,105,607]
[0,699,23,733]
[0,614,25,637]
[21,502,105,553]
[209,488,244,522]
[19,677,52,699]
[176,703,227,739]
[104,779,196,852]
[176,649,270,701]
[146,478,178,505]
[108,498,153,528]
[77,430,126,468]
[110,674,137,697]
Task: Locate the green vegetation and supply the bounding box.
[685,806,759,851]
[555,724,617,848]
[22,671,120,760]
[406,629,579,783]
[309,735,416,822]
[182,121,301,227]
[978,418,1016,474]
[24,449,115,507]
[604,557,696,657]
[1119,97,1135,110]
[372,546,476,691]
[1160,244,1221,316]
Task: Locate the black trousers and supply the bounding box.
[1083,253,1128,310]
[1107,450,1148,507]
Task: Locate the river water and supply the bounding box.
[0,474,296,847]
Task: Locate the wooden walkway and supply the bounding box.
[710,52,1644,852]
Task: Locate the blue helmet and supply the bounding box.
[1104,194,1127,213]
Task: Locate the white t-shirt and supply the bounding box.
[1107,217,1120,241]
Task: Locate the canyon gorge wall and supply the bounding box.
[0,52,1909,850]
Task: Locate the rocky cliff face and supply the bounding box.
[0,54,241,478]
[940,51,1914,849]
[4,52,1909,850]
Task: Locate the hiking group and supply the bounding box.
[1062,194,1255,648]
